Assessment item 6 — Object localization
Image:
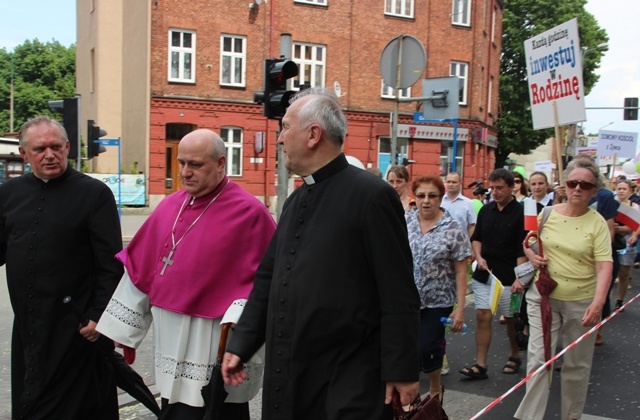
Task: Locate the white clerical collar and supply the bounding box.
[303,175,316,185]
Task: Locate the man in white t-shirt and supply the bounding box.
[442,172,477,238]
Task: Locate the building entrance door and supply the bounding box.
[165,141,182,194]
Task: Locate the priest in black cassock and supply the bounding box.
[222,88,421,419]
[0,116,123,419]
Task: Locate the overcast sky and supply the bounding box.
[1,0,638,146]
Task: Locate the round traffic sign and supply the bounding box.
[380,35,426,90]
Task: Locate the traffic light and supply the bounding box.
[254,58,299,119]
[624,97,638,120]
[87,120,107,159]
[47,97,79,159]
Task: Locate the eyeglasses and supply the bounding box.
[566,180,595,190]
[514,179,522,184]
[415,193,442,200]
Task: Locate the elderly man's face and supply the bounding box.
[277,96,315,176]
[177,133,226,197]
[19,122,70,180]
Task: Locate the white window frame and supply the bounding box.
[221,127,243,177]
[451,0,471,26]
[220,34,247,87]
[292,43,326,89]
[381,80,411,99]
[385,0,414,18]
[294,0,327,5]
[168,29,196,83]
[450,61,469,105]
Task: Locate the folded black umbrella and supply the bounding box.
[201,323,231,420]
[63,296,161,416]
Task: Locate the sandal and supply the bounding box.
[459,363,488,379]
[502,357,522,374]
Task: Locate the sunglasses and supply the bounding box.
[514,179,522,184]
[566,180,595,190]
[415,193,442,200]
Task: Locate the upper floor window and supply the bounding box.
[220,35,246,87]
[381,80,411,99]
[385,0,414,18]
[450,61,468,105]
[221,127,243,176]
[169,29,196,83]
[295,0,327,5]
[452,0,470,26]
[292,43,326,89]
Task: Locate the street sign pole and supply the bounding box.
[380,35,426,169]
[97,138,122,217]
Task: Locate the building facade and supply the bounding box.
[77,0,502,210]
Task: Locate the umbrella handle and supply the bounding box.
[524,231,544,258]
[217,323,232,364]
[63,296,90,327]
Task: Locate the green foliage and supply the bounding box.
[0,39,76,134]
[497,0,608,167]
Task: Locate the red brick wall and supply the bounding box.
[147,0,502,200]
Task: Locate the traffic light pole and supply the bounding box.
[276,123,287,221]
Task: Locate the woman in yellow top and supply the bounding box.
[515,158,613,420]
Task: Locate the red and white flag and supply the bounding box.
[524,199,538,231]
[615,204,640,232]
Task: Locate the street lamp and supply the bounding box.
[599,121,614,131]
[582,42,609,59]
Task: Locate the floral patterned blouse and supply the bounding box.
[406,209,471,309]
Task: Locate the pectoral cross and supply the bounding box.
[160,249,174,276]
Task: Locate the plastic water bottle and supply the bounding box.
[440,317,468,334]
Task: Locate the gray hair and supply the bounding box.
[290,87,347,146]
[564,154,604,189]
[19,115,68,147]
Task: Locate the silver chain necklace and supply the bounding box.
[160,180,230,275]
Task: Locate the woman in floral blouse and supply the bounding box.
[406,175,471,401]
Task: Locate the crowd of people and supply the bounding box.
[2,90,634,419]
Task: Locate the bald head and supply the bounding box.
[177,129,227,197]
[180,129,226,160]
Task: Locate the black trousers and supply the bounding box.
[158,398,250,420]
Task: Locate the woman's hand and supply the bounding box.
[582,302,603,327]
[449,307,465,333]
[528,253,548,270]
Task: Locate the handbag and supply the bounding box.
[392,392,448,420]
[613,233,627,251]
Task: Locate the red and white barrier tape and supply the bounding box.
[468,291,640,420]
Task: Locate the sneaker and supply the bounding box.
[441,355,450,376]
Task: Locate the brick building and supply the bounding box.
[76,0,502,210]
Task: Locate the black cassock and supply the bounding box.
[229,155,420,420]
[0,168,124,419]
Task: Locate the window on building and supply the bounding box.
[452,0,470,26]
[221,127,243,176]
[491,5,497,43]
[169,29,196,83]
[385,0,414,18]
[488,75,494,116]
[295,0,327,5]
[220,35,246,87]
[381,80,411,99]
[292,43,326,89]
[450,61,468,105]
[378,136,409,178]
[440,140,464,177]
